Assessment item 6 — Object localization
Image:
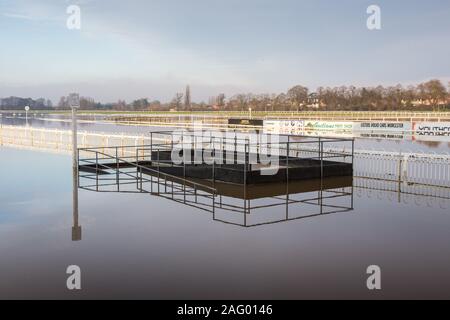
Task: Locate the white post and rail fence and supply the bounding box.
[1,124,450,190]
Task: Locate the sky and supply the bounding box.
[0,0,449,103]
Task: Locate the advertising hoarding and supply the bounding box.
[413,122,450,142]
[354,121,411,132]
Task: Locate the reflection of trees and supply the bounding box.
[415,140,442,148]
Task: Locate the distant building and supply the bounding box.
[307,93,320,108]
[409,99,448,107]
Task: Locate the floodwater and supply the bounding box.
[2,113,450,154]
[1,146,450,299]
[1,115,450,299]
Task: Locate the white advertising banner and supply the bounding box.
[354,121,412,132]
[413,122,450,142]
[303,120,354,131]
[263,120,304,134]
[263,119,450,142]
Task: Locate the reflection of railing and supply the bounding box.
[354,177,450,210]
[78,161,354,227]
[78,131,355,227]
[78,146,217,212]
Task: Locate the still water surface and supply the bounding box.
[2,114,450,153]
[1,147,450,299]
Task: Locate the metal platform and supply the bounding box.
[77,130,354,226]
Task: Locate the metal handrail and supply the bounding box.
[80,148,217,193]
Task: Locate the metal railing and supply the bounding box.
[78,145,217,213]
[0,125,151,154]
[3,125,448,189]
[77,130,354,227]
[107,111,450,122]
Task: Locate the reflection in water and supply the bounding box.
[72,164,82,241]
[79,166,355,227]
[2,147,450,299]
[79,163,450,228]
[415,140,442,148]
[354,176,450,210]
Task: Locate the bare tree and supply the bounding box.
[171,93,184,110]
[184,85,191,110]
[287,85,309,111]
[217,93,226,107]
[57,96,68,109]
[421,80,447,107]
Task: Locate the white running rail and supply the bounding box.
[1,125,449,188]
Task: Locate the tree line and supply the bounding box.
[1,79,449,111]
[224,80,449,111]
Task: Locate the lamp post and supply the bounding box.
[68,93,81,241]
[249,107,252,120]
[68,93,80,170]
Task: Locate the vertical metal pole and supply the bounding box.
[183,133,186,203]
[351,138,355,170]
[150,131,153,172]
[140,167,143,192]
[212,189,216,218]
[286,136,289,219]
[234,135,237,163]
[136,148,139,190]
[398,152,402,202]
[320,138,323,179]
[72,107,78,172]
[244,142,247,226]
[171,131,174,153]
[95,151,98,192]
[351,138,355,210]
[72,163,81,241]
[157,149,160,193]
[212,151,216,190]
[116,147,119,191]
[319,140,324,213]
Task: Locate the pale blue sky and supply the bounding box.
[0,0,449,103]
